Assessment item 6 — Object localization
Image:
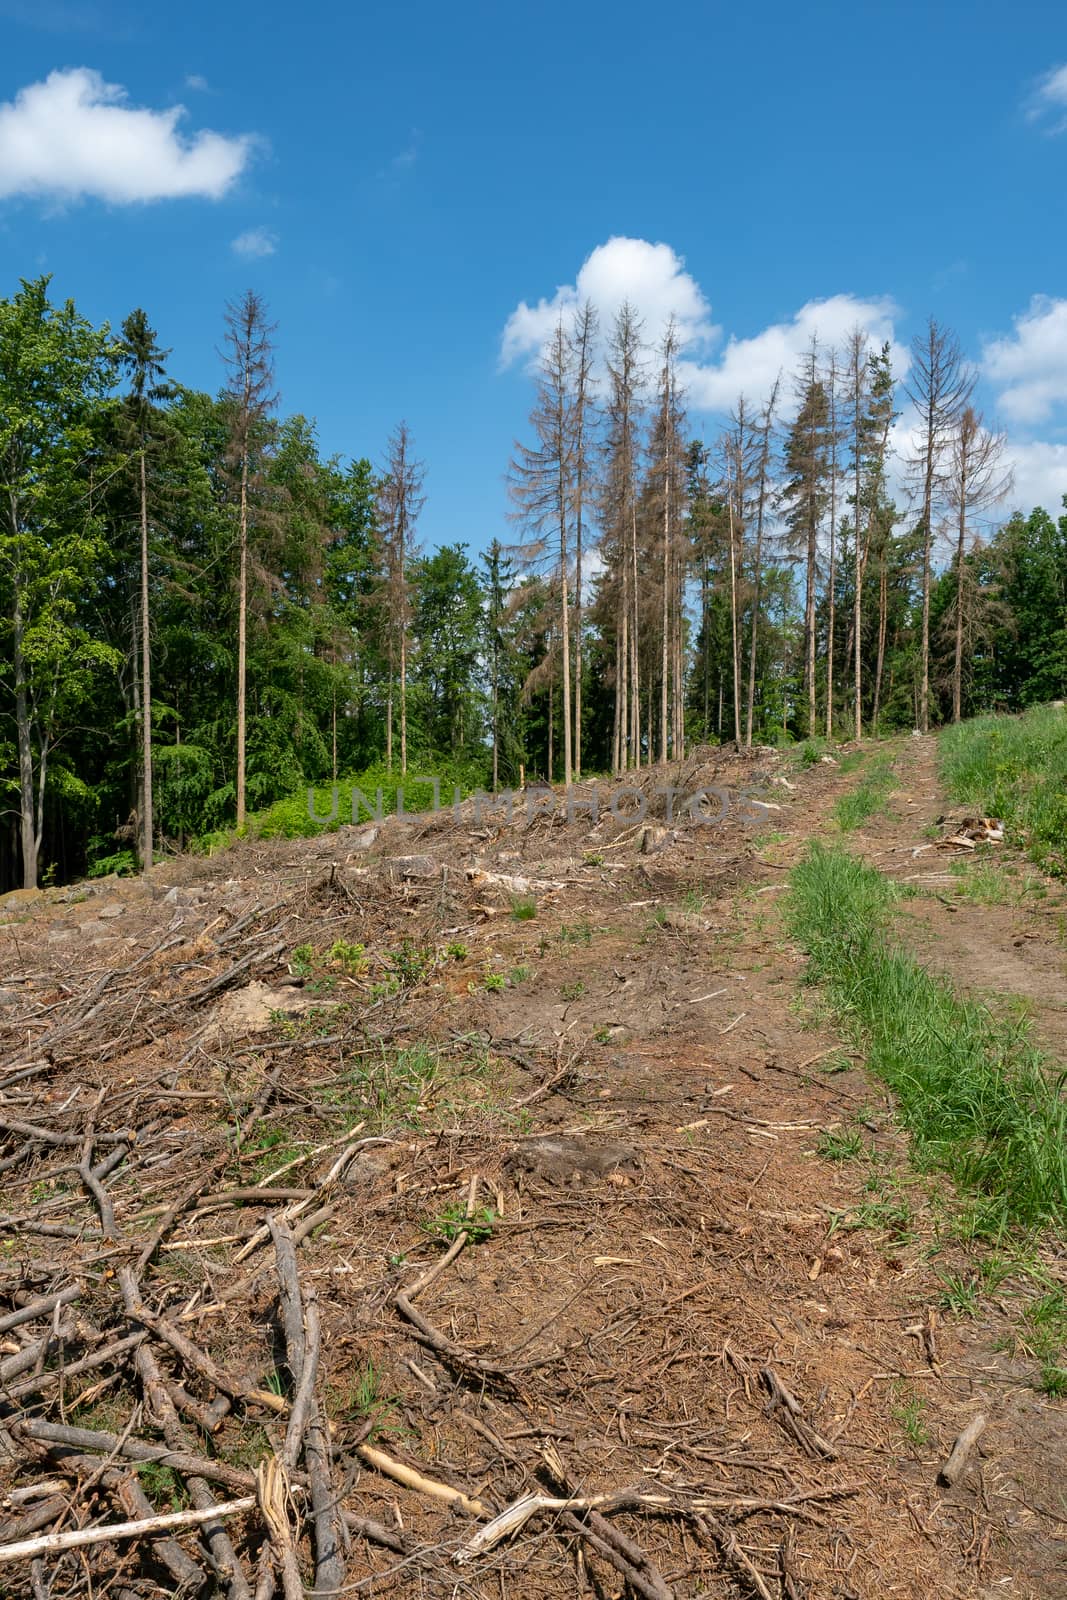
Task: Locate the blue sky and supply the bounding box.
[2,0,1067,550]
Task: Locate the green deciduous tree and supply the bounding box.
[0,277,117,888]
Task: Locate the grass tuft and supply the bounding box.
[788,843,1067,1234]
[834,754,895,832]
[939,706,1067,878]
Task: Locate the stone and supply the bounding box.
[507,1136,638,1187]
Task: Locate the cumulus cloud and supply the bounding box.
[231,226,277,258]
[982,296,1067,425]
[0,67,252,204]
[500,236,719,370]
[1001,439,1067,517]
[501,237,905,416]
[681,293,907,415]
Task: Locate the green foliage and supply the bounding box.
[788,843,1067,1232]
[939,1272,981,1317]
[510,896,537,921]
[816,1127,866,1161]
[423,1202,496,1245]
[87,848,136,878]
[834,755,895,831]
[940,706,1067,877]
[891,1387,931,1449]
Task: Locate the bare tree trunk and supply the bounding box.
[728,467,742,747]
[560,495,572,787]
[907,320,975,733]
[805,509,817,739]
[826,352,839,738]
[547,677,554,782]
[331,674,338,783]
[873,557,887,732]
[13,575,38,891]
[399,609,407,778]
[953,476,967,723]
[673,577,685,762]
[661,471,670,764]
[700,555,710,742]
[616,567,628,773]
[236,455,248,829]
[746,382,778,747]
[388,652,396,771]
[630,498,641,769]
[570,304,596,779]
[139,449,153,869]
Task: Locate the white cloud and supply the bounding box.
[681,293,907,415]
[0,67,252,204]
[185,73,209,92]
[1027,63,1067,130]
[500,236,719,370]
[501,237,906,417]
[982,296,1067,425]
[231,226,277,258]
[1001,439,1067,518]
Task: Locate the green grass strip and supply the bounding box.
[833,753,895,832]
[939,705,1067,878]
[788,843,1067,1234]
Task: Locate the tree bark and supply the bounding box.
[139,448,153,869]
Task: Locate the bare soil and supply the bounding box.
[0,737,1063,1598]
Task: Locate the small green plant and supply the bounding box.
[510,963,532,984]
[445,940,469,961]
[327,939,368,975]
[482,970,506,993]
[560,979,585,1001]
[834,1196,914,1238]
[511,896,538,921]
[290,942,315,978]
[559,921,593,946]
[306,973,338,995]
[891,1387,931,1448]
[387,940,436,986]
[593,1025,613,1044]
[816,1127,865,1162]
[136,1461,189,1509]
[1024,1289,1067,1393]
[583,851,605,866]
[939,1272,981,1318]
[423,1202,496,1245]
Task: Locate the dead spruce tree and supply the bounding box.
[651,321,687,763]
[945,406,1011,721]
[781,340,829,738]
[376,422,425,775]
[221,290,277,831]
[843,329,869,740]
[602,303,646,771]
[568,301,598,779]
[907,318,975,732]
[508,317,577,784]
[745,377,780,748]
